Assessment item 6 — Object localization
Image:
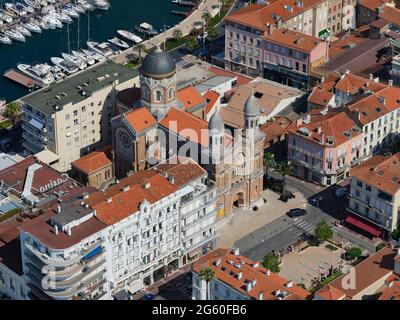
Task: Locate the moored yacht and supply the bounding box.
[51,57,79,75]
[108,37,129,49]
[17,63,54,86]
[82,48,105,62]
[71,50,95,65]
[117,30,143,44]
[14,25,32,37]
[0,34,12,45]
[87,41,113,57]
[61,52,87,70]
[24,22,41,33]
[4,29,25,42]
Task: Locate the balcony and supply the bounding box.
[183,233,216,254]
[181,209,216,232]
[182,219,215,241]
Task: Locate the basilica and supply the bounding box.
[111,47,264,218]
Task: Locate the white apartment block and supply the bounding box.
[20,62,139,172]
[348,153,400,237]
[16,159,216,300]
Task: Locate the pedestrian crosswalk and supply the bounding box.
[176,59,193,69]
[294,219,316,234]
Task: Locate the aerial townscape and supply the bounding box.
[0,0,400,304]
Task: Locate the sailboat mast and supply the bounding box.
[77,15,80,50]
[67,22,70,53]
[87,12,90,41]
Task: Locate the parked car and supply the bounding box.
[335,187,348,198]
[286,208,307,218]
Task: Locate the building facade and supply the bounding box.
[21,63,139,172]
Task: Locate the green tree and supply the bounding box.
[198,267,215,300]
[207,25,218,39]
[263,152,276,174]
[186,37,198,50]
[3,101,21,125]
[135,43,146,63]
[172,28,183,41]
[262,253,280,273]
[315,219,333,243]
[346,247,362,259]
[391,228,400,241]
[274,161,293,194]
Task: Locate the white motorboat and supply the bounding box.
[14,24,31,37]
[5,3,27,16]
[87,41,113,57]
[0,12,13,23]
[77,0,94,11]
[24,22,41,33]
[117,30,143,44]
[51,57,79,75]
[38,19,49,30]
[108,37,129,49]
[63,8,79,18]
[71,50,95,65]
[82,48,105,62]
[0,34,12,45]
[24,0,39,8]
[88,0,110,10]
[21,4,35,14]
[17,63,54,86]
[56,11,73,24]
[61,52,87,70]
[67,3,85,14]
[4,29,25,42]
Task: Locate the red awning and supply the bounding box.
[345,215,382,237]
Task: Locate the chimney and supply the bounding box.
[251,279,257,287]
[107,197,112,203]
[67,228,72,236]
[144,182,151,189]
[369,73,373,80]
[266,270,271,276]
[316,126,322,134]
[345,70,350,74]
[246,281,253,292]
[233,248,240,256]
[238,272,243,280]
[82,192,89,199]
[389,79,393,86]
[55,225,58,235]
[258,291,264,300]
[57,204,61,214]
[374,77,379,82]
[215,258,222,266]
[253,262,259,268]
[286,281,294,288]
[122,185,130,192]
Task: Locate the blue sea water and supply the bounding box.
[0,0,188,101]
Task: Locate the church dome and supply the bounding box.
[244,93,260,116]
[141,47,176,79]
[208,110,225,132]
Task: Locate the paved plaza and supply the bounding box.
[279,245,346,289]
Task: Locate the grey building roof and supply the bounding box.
[141,47,176,79]
[244,94,260,117]
[195,75,235,94]
[22,62,139,115]
[208,110,225,132]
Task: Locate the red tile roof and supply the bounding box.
[379,280,400,300]
[72,151,111,175]
[359,0,389,11]
[203,90,220,116]
[208,66,253,86]
[123,107,157,133]
[335,73,386,95]
[177,86,205,111]
[288,111,362,147]
[159,107,209,148]
[193,249,310,300]
[264,28,326,53]
[380,5,400,26]
[308,87,334,107]
[350,153,400,196]
[315,285,346,300]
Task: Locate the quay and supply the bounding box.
[3,69,40,90]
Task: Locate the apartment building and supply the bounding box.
[345,85,400,158]
[287,111,363,186]
[391,54,400,86]
[21,62,139,172]
[192,248,310,300]
[347,153,400,237]
[223,0,356,80]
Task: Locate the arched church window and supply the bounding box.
[156,91,162,101]
[169,88,174,99]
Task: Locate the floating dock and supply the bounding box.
[171,0,198,6]
[3,69,40,90]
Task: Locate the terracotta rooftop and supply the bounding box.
[328,247,397,299]
[193,249,310,300]
[335,73,386,95]
[287,111,362,146]
[379,280,400,300]
[350,153,400,196]
[203,90,220,116]
[346,86,400,125]
[123,107,157,133]
[224,0,321,31]
[177,86,205,111]
[328,33,369,59]
[359,0,389,11]
[380,4,400,26]
[72,151,111,175]
[260,116,292,147]
[308,87,334,107]
[264,28,326,53]
[315,285,346,300]
[159,107,209,148]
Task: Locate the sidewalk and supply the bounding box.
[216,189,308,249]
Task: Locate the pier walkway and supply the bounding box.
[112,0,221,64]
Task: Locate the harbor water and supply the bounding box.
[0,0,189,101]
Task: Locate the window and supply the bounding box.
[73,110,78,117]
[156,91,162,101]
[82,106,86,112]
[65,114,70,121]
[366,185,371,192]
[74,119,78,126]
[357,180,363,187]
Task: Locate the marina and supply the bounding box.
[0,0,190,101]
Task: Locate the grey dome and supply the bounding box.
[141,47,176,79]
[244,93,260,116]
[208,111,224,132]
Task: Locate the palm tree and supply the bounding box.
[3,101,21,125]
[135,43,146,63]
[198,267,215,300]
[263,152,276,174]
[172,28,183,41]
[275,161,293,194]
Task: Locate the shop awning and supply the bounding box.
[345,215,382,237]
